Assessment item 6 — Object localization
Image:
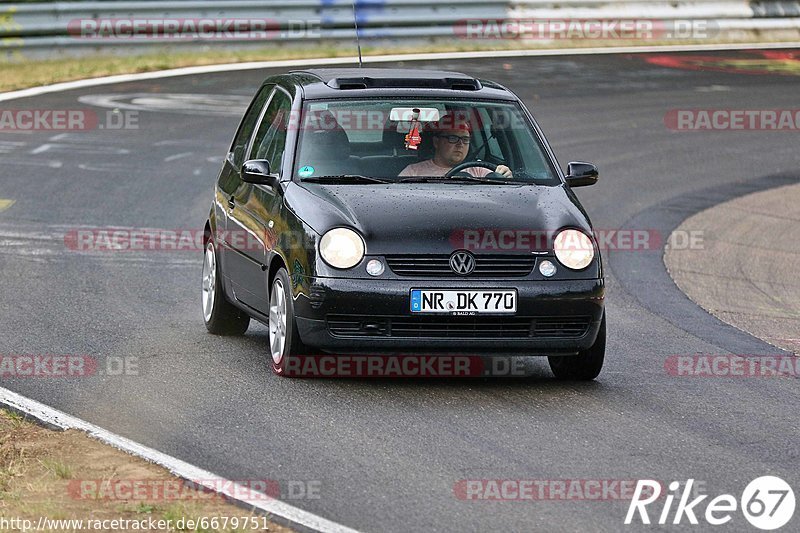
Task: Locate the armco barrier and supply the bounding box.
[1,0,799,57]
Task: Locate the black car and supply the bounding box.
[201,68,605,379]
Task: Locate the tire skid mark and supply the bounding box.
[0,222,197,266]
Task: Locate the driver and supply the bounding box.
[399,115,513,178]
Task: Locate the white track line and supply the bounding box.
[2,42,800,103]
[0,386,360,533]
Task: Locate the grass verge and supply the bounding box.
[0,409,293,532]
[0,38,790,93]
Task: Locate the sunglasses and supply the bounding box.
[436,134,471,145]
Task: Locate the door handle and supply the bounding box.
[227,196,235,210]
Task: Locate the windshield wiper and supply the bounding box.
[451,175,520,185]
[303,175,390,184]
[398,176,452,183]
[399,175,518,185]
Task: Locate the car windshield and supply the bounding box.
[293,98,559,184]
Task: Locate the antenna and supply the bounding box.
[352,2,363,68]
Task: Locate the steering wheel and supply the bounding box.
[445,161,498,178]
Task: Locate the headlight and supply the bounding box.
[319,228,365,269]
[553,229,594,270]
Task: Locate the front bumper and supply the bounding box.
[293,277,604,355]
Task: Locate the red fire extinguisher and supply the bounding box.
[404,108,422,150]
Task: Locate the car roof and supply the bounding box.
[275,68,517,101]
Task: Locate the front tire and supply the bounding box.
[269,268,302,376]
[202,238,250,336]
[548,312,605,381]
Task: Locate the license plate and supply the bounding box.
[410,289,517,315]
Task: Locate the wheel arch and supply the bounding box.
[267,253,288,300]
[203,207,217,245]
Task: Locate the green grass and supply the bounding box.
[1,37,779,93]
[39,458,73,480]
[0,44,472,92]
[2,410,26,428]
[0,436,26,494]
[134,502,156,514]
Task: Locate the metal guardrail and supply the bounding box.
[0,0,508,52]
[0,1,506,36]
[511,0,755,18]
[751,1,800,16]
[1,0,799,54]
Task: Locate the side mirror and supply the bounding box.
[565,162,599,187]
[242,159,279,188]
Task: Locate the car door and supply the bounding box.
[216,84,273,307]
[227,86,293,313]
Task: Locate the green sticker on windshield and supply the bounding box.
[298,165,315,178]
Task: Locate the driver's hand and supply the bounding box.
[495,165,513,178]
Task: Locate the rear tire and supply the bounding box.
[548,312,605,381]
[202,237,250,336]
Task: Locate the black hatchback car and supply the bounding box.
[202,68,605,379]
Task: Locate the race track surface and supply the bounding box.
[1,50,798,532]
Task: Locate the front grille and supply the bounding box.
[533,318,591,338]
[390,316,532,338]
[326,315,590,339]
[385,254,536,277]
[327,316,390,337]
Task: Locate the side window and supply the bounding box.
[250,90,292,173]
[229,85,273,169]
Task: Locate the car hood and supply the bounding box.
[284,182,592,255]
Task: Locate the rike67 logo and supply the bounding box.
[626,477,795,530]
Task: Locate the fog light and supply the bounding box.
[539,259,557,277]
[366,259,384,276]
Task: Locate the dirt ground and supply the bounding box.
[0,410,294,532]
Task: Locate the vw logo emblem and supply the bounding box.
[450,250,476,275]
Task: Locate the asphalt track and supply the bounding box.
[1,50,799,532]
